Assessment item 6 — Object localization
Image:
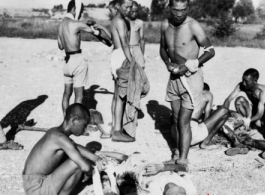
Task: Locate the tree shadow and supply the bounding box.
[82,85,113,110]
[1,95,48,140]
[146,100,175,149]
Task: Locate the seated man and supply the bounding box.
[22,103,106,195]
[223,68,265,132]
[92,151,197,195]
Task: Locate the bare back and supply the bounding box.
[110,16,130,49]
[23,128,72,175]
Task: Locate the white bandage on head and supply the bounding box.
[75,0,82,20]
[91,26,100,36]
[203,46,214,54]
[185,59,199,73]
[242,117,251,129]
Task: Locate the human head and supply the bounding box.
[67,0,84,20]
[203,83,210,91]
[242,68,259,89]
[109,1,118,18]
[169,0,190,24]
[115,0,133,17]
[65,103,90,136]
[129,1,139,20]
[163,183,187,195]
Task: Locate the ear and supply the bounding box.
[71,117,78,125]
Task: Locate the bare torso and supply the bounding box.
[58,18,81,52]
[23,128,70,175]
[240,83,265,108]
[129,19,141,45]
[110,16,130,49]
[163,17,200,64]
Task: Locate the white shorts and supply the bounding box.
[190,121,208,146]
[110,48,126,79]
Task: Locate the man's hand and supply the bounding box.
[173,65,189,76]
[143,164,165,176]
[96,154,109,171]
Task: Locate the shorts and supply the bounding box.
[130,45,145,68]
[63,53,89,88]
[22,174,56,195]
[190,120,208,145]
[165,69,203,109]
[110,48,126,79]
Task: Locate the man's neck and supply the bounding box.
[169,16,188,28]
[60,122,72,136]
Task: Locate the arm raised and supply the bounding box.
[223,84,241,108]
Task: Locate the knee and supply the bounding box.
[171,114,178,124]
[235,96,247,106]
[67,159,81,172]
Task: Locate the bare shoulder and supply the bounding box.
[161,19,169,31]
[205,91,214,101]
[188,17,204,31]
[137,19,144,26]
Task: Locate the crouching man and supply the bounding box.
[22,103,106,195]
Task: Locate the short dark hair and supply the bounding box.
[118,172,138,194]
[203,83,210,91]
[67,0,84,13]
[169,0,190,7]
[65,103,90,122]
[132,1,139,8]
[109,0,117,7]
[243,68,259,81]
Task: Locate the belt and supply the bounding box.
[66,50,82,56]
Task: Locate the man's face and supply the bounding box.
[118,0,133,17]
[109,5,117,17]
[170,1,189,24]
[72,117,89,136]
[129,4,138,20]
[242,75,256,90]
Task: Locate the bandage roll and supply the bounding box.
[185,59,199,73]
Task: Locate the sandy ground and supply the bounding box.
[1,38,265,195]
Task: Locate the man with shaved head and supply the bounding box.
[160,0,215,170]
[22,103,107,195]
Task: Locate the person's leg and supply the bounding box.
[51,158,91,195]
[178,105,193,163]
[113,94,126,132]
[235,96,251,118]
[200,107,229,148]
[243,137,265,151]
[111,81,118,130]
[62,84,73,116]
[170,100,181,157]
[74,86,84,104]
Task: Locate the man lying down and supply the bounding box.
[91,151,197,195]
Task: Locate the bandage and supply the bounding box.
[203,46,214,54]
[92,167,104,195]
[105,164,120,195]
[75,0,82,20]
[185,59,199,73]
[91,26,100,36]
[242,117,251,129]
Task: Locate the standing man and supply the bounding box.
[109,0,134,142]
[160,0,215,169]
[58,0,111,116]
[128,1,145,69]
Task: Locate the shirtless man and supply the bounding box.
[22,103,107,195]
[109,0,134,142]
[224,68,265,131]
[58,0,111,116]
[128,1,145,69]
[160,0,215,168]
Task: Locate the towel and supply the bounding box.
[116,59,150,137]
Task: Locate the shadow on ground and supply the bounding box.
[82,85,113,110]
[1,95,48,140]
[146,100,175,149]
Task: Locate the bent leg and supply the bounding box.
[74,86,84,104]
[113,94,126,132]
[235,96,251,118]
[62,84,73,115]
[200,107,229,148]
[178,105,193,162]
[51,158,91,195]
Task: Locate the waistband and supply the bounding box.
[65,50,82,56]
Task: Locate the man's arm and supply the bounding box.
[204,92,213,121]
[251,91,265,122]
[97,151,129,162]
[58,36,64,50]
[92,23,112,47]
[191,20,215,66]
[57,135,92,173]
[116,19,132,63]
[75,144,100,162]
[139,21,145,54]
[223,84,241,108]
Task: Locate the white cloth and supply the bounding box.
[75,0,82,20]
[190,121,209,145]
[110,48,126,79]
[185,59,199,73]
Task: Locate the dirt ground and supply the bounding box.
[1,38,265,195]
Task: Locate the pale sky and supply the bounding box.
[0,0,261,9]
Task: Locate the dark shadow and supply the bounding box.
[1,95,48,140]
[71,177,93,195]
[146,100,175,149]
[82,85,113,110]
